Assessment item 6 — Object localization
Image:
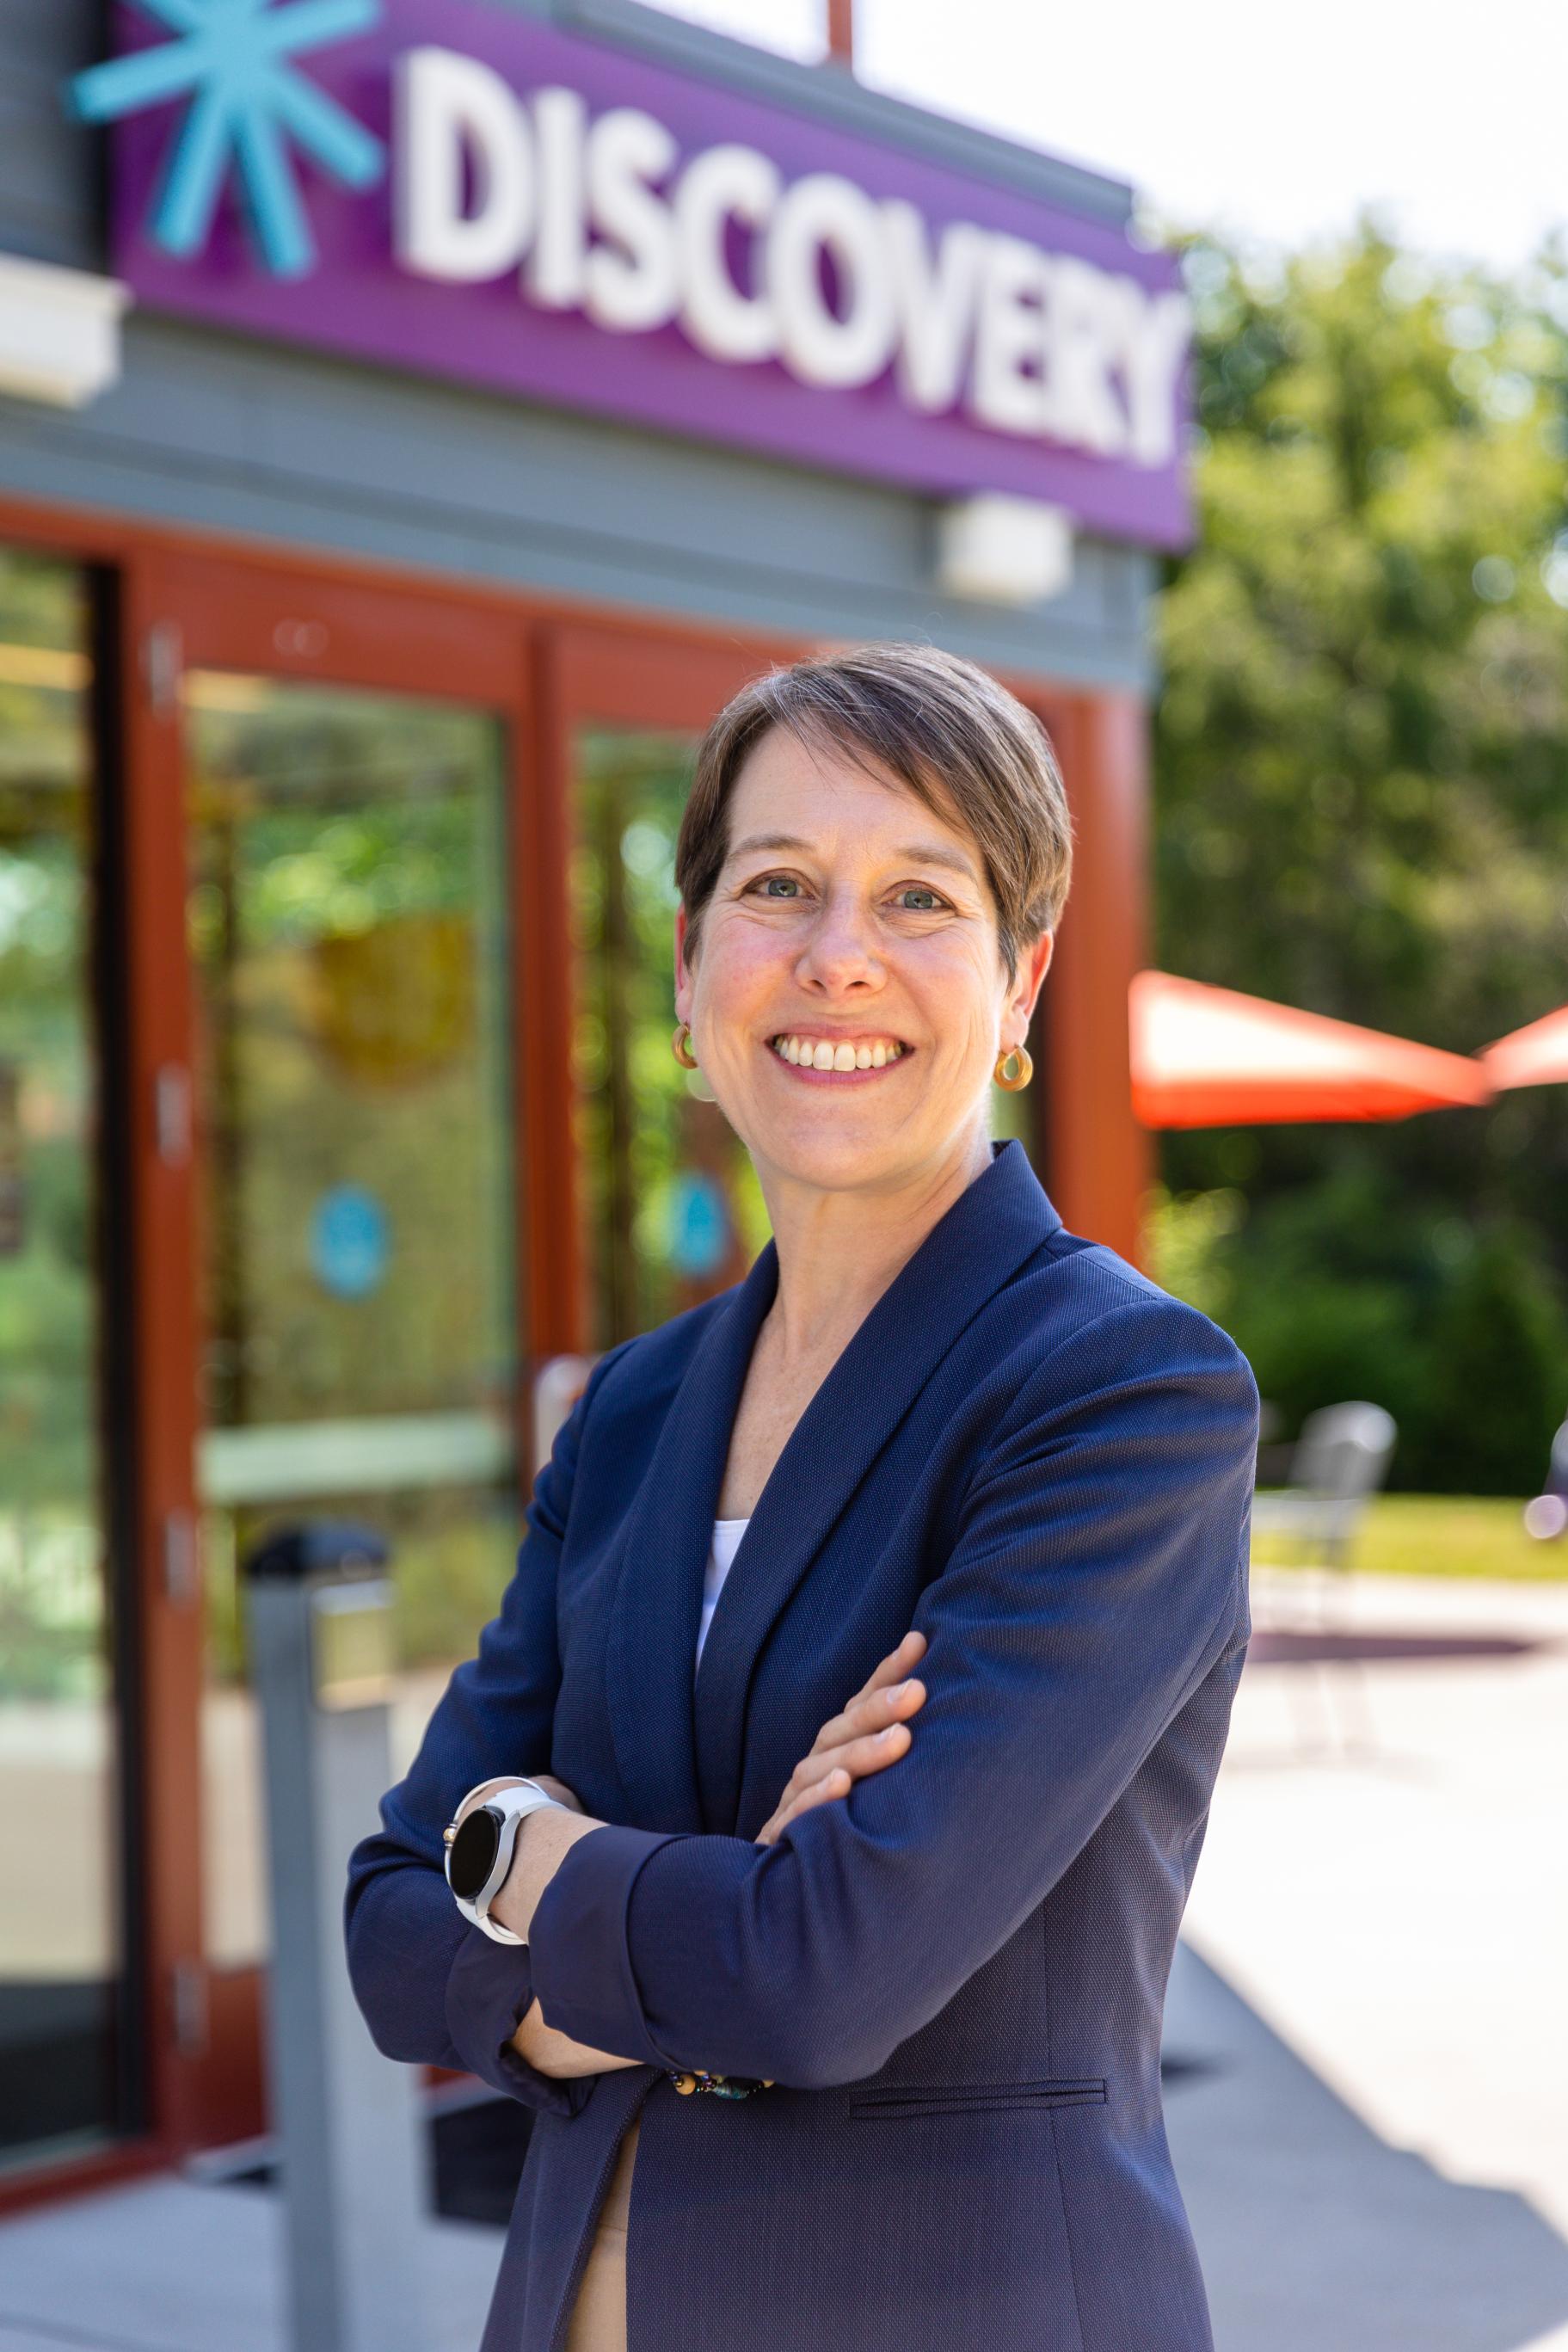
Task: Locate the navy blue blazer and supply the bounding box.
[345,1138,1259,2352]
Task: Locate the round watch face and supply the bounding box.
[447,1806,503,1902]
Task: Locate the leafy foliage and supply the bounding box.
[1149,214,1568,1493]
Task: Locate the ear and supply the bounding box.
[1006,930,1054,1044]
[673,903,693,1023]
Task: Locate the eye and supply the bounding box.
[893,885,947,912]
[747,873,804,899]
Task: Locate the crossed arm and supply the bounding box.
[452,1624,932,2078]
[346,1293,1258,2104]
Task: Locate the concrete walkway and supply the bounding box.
[1168,1563,1568,2352]
[2,1565,1564,2351]
[0,2184,501,2352]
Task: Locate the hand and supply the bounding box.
[440,1776,628,2078]
[526,1773,586,1814]
[754,1629,927,1847]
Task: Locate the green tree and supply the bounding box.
[1148,212,1568,1491]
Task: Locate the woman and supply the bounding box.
[346,643,1260,2352]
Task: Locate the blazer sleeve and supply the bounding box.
[523,1293,1260,2093]
[342,1340,630,2116]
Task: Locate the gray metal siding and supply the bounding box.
[0,0,1156,688]
[0,3,103,272]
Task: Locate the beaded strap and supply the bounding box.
[666,2068,774,2099]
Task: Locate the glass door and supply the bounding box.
[181,673,520,1976]
[550,628,782,1351]
[0,545,126,2166]
[139,559,532,2141]
[571,724,767,1349]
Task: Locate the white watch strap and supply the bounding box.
[446,1777,565,1946]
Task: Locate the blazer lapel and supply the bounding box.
[603,1238,777,1832]
[692,1140,1061,1830]
[604,1140,1063,1837]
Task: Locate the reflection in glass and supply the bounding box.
[183,674,520,1967]
[571,730,769,1351]
[0,547,120,2158]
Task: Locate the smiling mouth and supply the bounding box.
[768,1033,913,1071]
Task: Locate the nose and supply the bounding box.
[793,885,884,994]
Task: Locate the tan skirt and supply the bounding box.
[562,2113,641,2352]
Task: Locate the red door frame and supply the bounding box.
[1020,687,1154,1271]
[133,551,532,2151]
[0,489,1151,2206]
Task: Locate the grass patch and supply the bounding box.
[1251,1492,1566,1582]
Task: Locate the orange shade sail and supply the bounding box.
[1479,1005,1568,1092]
[1129,970,1496,1129]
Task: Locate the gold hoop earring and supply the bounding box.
[672,1022,699,1070]
[994,1043,1033,1092]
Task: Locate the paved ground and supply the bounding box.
[1168,1562,1568,2352]
[0,2185,501,2352]
[3,1563,1565,2351]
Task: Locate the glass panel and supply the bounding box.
[0,547,121,2159]
[183,674,519,1969]
[571,728,769,1351]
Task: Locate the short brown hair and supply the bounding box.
[674,643,1073,986]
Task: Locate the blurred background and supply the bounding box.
[1,3,1565,2347]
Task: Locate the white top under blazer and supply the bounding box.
[694,1517,751,1676]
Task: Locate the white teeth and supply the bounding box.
[769,1034,907,1066]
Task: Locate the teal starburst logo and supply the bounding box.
[68,0,385,280]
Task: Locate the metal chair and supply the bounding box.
[1247,1402,1398,1756]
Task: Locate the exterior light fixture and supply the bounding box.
[0,253,131,407]
[935,493,1075,606]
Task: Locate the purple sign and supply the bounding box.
[95,0,1193,549]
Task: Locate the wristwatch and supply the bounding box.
[443,1778,566,1945]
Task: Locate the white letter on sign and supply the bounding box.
[1048,256,1129,457]
[675,144,781,364]
[584,108,680,334]
[1121,286,1190,466]
[395,49,534,283]
[882,201,987,415]
[528,86,588,309]
[969,233,1054,436]
[768,173,897,390]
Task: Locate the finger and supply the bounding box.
[771,1766,852,1838]
[786,1731,898,1801]
[833,1723,913,1776]
[531,1774,586,1814]
[785,1722,916,1822]
[763,1709,922,1843]
[793,1724,914,1802]
[808,1674,926,1758]
[854,1629,928,1703]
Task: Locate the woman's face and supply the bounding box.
[673,723,1053,1198]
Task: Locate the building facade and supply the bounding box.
[0,0,1185,2199]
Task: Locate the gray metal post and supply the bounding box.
[244,1522,428,2352]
